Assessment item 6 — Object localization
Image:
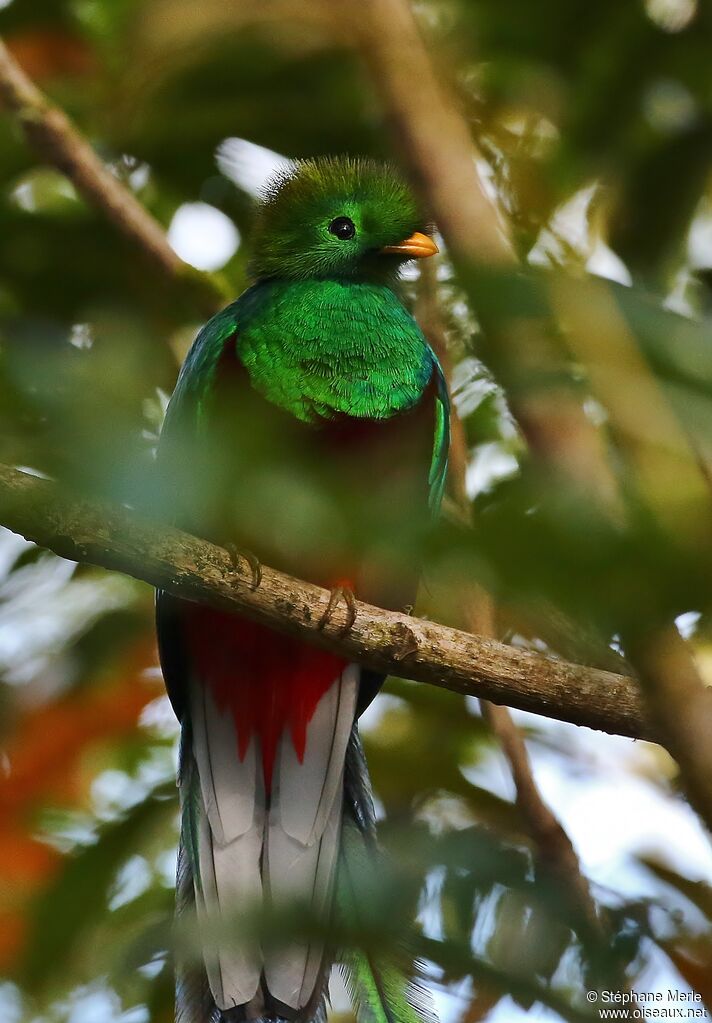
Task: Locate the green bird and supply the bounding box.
[156,157,449,1023]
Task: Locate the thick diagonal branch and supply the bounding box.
[0,461,651,742]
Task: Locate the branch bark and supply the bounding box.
[0,38,228,313]
[0,461,652,743]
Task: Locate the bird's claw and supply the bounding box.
[318,584,357,636]
[225,543,262,590]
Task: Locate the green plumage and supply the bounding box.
[179,279,434,427]
[238,280,433,423]
[251,158,422,282]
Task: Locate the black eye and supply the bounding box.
[328,216,356,240]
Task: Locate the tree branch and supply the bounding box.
[0,461,652,743]
[0,38,228,313]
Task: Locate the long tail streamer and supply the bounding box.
[338,730,437,1023]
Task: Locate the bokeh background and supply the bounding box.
[1,0,712,1020]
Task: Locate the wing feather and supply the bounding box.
[427,353,450,514]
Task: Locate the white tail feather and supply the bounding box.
[196,809,264,1009]
[263,792,342,1007]
[190,681,265,1010]
[263,665,359,1009]
[189,664,359,1015]
[278,665,360,844]
[190,683,259,843]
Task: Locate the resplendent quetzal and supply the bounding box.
[156,158,449,1023]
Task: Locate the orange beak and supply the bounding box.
[381,231,439,259]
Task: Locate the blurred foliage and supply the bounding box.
[2,0,712,1021]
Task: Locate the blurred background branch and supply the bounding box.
[0,36,229,314]
[340,0,514,266]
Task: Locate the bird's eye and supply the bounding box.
[328,216,356,240]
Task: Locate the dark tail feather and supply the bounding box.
[175,836,220,1023]
[343,726,378,840]
[338,727,437,1023]
[175,731,220,1023]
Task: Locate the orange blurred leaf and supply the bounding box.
[664,940,712,1010]
[0,639,160,816]
[5,30,97,82]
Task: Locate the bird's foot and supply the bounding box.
[224,542,262,590]
[318,582,357,636]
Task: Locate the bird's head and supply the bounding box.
[250,157,438,282]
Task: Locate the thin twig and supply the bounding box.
[482,702,640,1012]
[481,705,600,922]
[0,460,653,742]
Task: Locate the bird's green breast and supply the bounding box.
[234,279,434,423]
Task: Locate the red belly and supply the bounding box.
[185,604,348,791]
